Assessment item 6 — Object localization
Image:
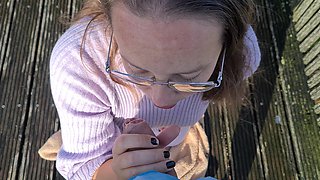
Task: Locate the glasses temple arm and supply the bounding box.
[216,48,226,87]
[105,32,114,71]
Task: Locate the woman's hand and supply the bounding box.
[111,134,176,180]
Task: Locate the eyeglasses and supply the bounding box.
[105,34,226,93]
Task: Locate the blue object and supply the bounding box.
[129,170,178,180]
[129,170,218,180]
[198,177,218,180]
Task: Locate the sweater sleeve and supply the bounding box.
[50,21,120,179]
[243,25,261,79]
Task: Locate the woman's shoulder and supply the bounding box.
[49,17,115,100]
[50,16,111,74]
[243,25,261,78]
[49,19,119,111]
[51,18,108,60]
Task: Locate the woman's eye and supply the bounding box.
[131,67,152,77]
[184,77,195,82]
[182,77,197,82]
[124,63,144,74]
[129,66,148,74]
[179,72,201,82]
[177,74,198,82]
[134,70,150,76]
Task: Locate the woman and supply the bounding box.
[49,0,260,179]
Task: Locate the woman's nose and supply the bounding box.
[150,85,177,107]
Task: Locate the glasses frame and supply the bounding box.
[105,33,226,93]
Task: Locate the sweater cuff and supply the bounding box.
[69,153,113,180]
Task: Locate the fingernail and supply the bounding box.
[163,151,170,159]
[151,138,158,145]
[166,161,175,169]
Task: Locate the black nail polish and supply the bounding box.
[166,161,175,169]
[151,138,158,145]
[163,151,170,158]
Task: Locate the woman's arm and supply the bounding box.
[50,20,120,179]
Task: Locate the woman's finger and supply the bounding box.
[117,148,171,168]
[157,125,180,147]
[112,134,159,155]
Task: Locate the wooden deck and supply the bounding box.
[292,0,320,120]
[0,0,319,179]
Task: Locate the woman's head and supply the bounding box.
[75,0,255,108]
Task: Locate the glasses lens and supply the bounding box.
[171,83,214,93]
[109,71,215,93]
[110,71,153,86]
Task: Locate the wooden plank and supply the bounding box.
[303,40,320,65]
[206,104,230,179]
[250,65,298,179]
[307,69,320,89]
[208,80,263,179]
[205,0,304,179]
[287,1,320,176]
[279,25,320,179]
[315,104,320,114]
[264,0,320,179]
[296,8,320,41]
[243,6,289,174]
[250,67,298,179]
[262,0,302,178]
[0,0,46,179]
[293,0,314,22]
[15,0,86,179]
[225,100,264,180]
[310,85,320,101]
[222,104,234,179]
[14,0,72,179]
[0,0,15,74]
[299,24,320,52]
[0,6,15,180]
[205,0,301,178]
[305,55,320,76]
[295,0,320,31]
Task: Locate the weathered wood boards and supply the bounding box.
[16,1,69,179]
[206,0,320,179]
[262,0,320,179]
[0,0,82,179]
[293,0,320,116]
[0,0,46,179]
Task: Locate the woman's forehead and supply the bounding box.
[111,3,224,74]
[111,3,223,41]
